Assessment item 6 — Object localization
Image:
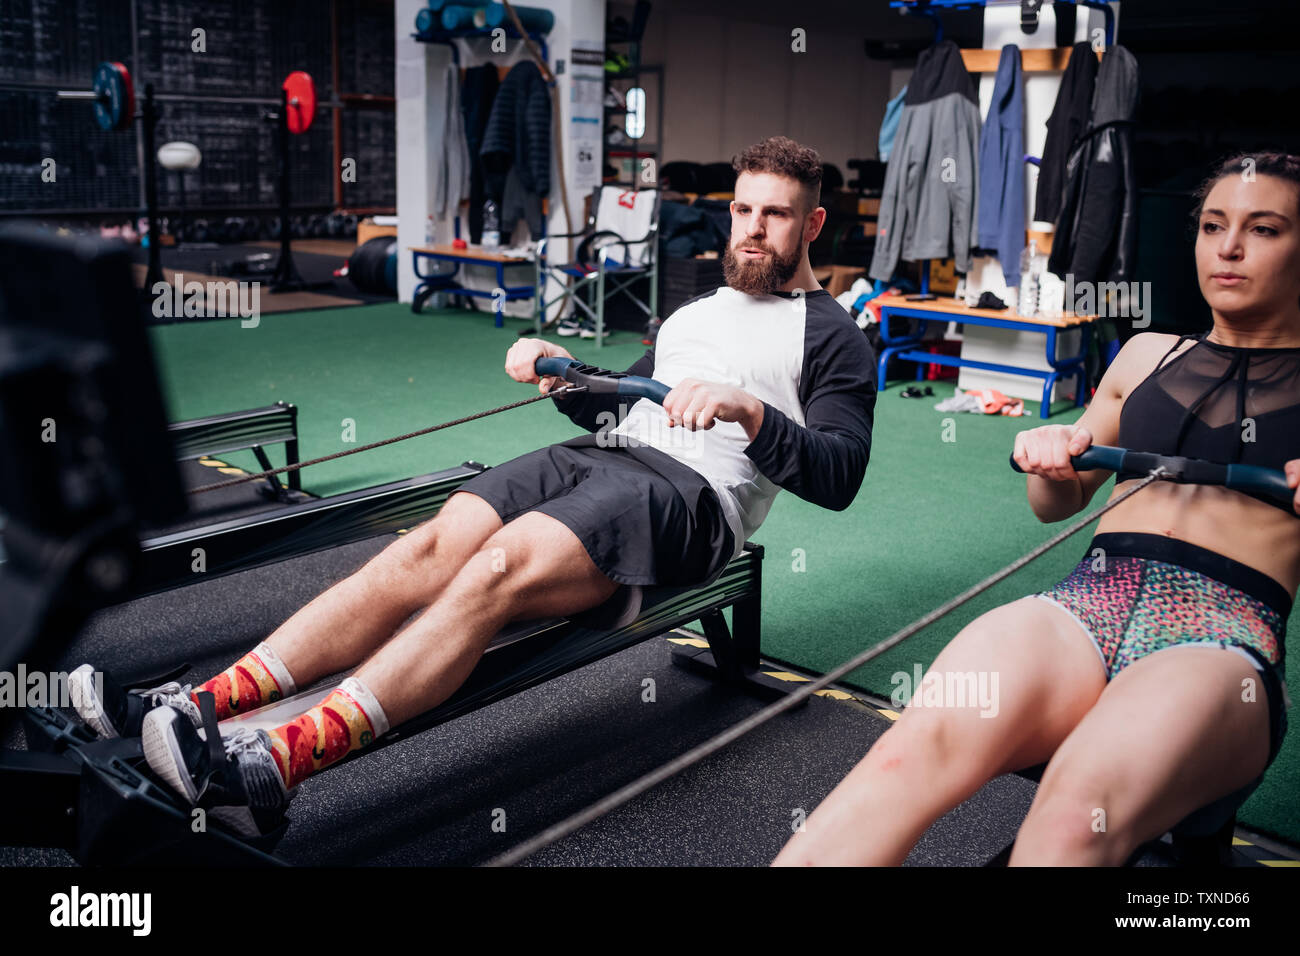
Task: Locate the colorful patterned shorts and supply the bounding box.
[1036,533,1291,773]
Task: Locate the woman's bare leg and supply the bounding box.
[1010,645,1272,865]
[773,596,1107,866]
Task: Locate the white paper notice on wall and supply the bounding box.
[571,44,605,191]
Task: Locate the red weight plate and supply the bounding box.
[282,70,317,135]
[92,61,135,131]
[112,62,135,131]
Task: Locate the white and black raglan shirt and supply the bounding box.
[553,286,877,560]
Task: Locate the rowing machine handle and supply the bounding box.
[1224,463,1296,505]
[1008,444,1126,475]
[535,356,671,406]
[1010,446,1295,505]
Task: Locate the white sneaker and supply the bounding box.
[69,663,202,739]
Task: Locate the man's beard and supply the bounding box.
[722,240,802,295]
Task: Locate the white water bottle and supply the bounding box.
[1018,240,1041,317]
[482,199,500,249]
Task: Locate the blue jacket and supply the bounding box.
[977,45,1025,286]
[878,85,907,162]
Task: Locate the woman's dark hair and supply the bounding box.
[1191,151,1300,221]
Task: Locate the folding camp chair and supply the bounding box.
[534,185,661,347]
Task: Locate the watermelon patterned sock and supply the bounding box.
[191,642,297,721]
[265,677,390,788]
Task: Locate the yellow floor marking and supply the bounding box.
[1260,860,1300,867]
[198,457,227,467]
[814,689,854,701]
[217,467,247,476]
[877,709,901,721]
[764,671,808,683]
[666,636,709,649]
[1232,837,1253,846]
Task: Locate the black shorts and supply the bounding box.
[455,433,735,595]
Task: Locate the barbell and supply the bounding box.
[55,62,327,133]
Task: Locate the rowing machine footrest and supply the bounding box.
[23,706,99,755]
[669,644,807,706]
[75,749,288,865]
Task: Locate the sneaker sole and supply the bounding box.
[68,664,116,739]
[141,708,201,804]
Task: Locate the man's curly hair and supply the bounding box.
[733,136,823,215]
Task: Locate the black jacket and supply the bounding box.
[479,61,551,199]
[461,64,501,243]
[1033,40,1098,223]
[1047,45,1140,283]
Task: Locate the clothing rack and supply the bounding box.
[890,0,1116,50]
[414,22,554,241]
[413,24,551,77]
[889,0,1117,288]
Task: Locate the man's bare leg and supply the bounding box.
[354,509,622,727]
[259,491,505,689]
[141,501,622,802]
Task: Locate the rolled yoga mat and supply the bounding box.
[481,3,555,32]
[440,5,482,29]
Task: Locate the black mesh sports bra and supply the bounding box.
[1117,333,1300,515]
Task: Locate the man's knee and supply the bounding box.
[441,523,537,597]
[381,493,503,569]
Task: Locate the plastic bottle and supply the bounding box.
[482,200,500,249]
[1018,239,1041,317]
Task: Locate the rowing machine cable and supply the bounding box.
[187,384,588,495]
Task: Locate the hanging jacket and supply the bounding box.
[460,64,501,243]
[869,41,981,282]
[878,85,908,163]
[1047,45,1140,284]
[1034,41,1098,223]
[432,61,472,220]
[977,45,1025,286]
[480,60,551,231]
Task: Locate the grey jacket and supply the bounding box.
[870,41,981,281]
[432,61,471,220]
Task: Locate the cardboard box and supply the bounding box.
[358,218,398,247]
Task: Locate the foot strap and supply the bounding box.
[195,690,228,794]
